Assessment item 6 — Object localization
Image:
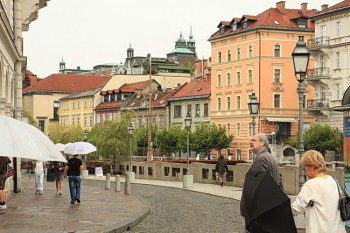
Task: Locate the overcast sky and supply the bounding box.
[23,0,340,78]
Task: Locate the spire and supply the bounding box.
[127,43,134,58]
[59,58,66,73]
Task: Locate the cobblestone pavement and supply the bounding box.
[129,184,245,233]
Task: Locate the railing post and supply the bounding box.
[115,175,121,192]
[105,173,110,190]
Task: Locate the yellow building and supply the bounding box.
[208,1,318,162]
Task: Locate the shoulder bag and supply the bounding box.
[7,164,15,178]
[333,176,350,221]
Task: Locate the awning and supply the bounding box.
[265,117,297,122]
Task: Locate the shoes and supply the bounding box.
[35,191,39,195]
[59,192,62,195]
[221,182,224,187]
[76,198,80,203]
[70,201,75,204]
[39,192,43,195]
[56,191,59,195]
[0,205,7,210]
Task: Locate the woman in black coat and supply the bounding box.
[215,155,228,187]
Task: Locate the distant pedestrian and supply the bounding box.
[291,150,345,233]
[53,161,65,195]
[33,160,45,195]
[215,155,228,187]
[64,154,84,204]
[0,156,11,210]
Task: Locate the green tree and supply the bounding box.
[289,124,343,155]
[191,124,211,156]
[208,124,233,155]
[48,124,83,144]
[157,127,185,156]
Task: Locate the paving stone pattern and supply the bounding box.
[129,184,245,233]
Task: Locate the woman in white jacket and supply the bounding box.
[291,150,345,233]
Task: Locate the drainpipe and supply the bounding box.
[256,30,262,132]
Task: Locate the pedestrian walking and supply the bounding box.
[215,155,228,187]
[53,161,65,195]
[33,160,45,195]
[64,154,84,204]
[0,156,11,209]
[291,150,346,233]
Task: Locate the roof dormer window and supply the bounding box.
[232,22,238,31]
[242,19,248,29]
[220,27,225,34]
[296,18,307,28]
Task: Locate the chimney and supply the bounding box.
[301,3,308,15]
[276,1,286,14]
[321,4,329,11]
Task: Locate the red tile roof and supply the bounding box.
[316,0,350,14]
[209,2,319,40]
[23,70,41,88]
[170,77,211,99]
[23,73,110,94]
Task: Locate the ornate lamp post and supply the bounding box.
[83,130,88,164]
[291,35,310,189]
[184,113,192,174]
[128,123,135,172]
[248,93,260,136]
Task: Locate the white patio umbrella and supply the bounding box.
[0,115,67,162]
[54,143,67,152]
[64,142,97,155]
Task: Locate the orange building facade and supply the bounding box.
[209,2,318,161]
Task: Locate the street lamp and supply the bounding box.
[184,113,192,174]
[128,123,134,172]
[82,130,88,164]
[248,93,260,135]
[292,35,310,189]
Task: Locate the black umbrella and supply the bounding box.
[241,171,297,233]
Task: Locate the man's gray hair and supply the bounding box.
[257,133,269,148]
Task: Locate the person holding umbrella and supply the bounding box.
[0,156,11,209]
[64,154,84,204]
[240,133,295,233]
[291,150,345,233]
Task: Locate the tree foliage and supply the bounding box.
[156,127,186,155]
[289,124,343,155]
[208,124,233,155]
[191,124,211,156]
[48,124,83,144]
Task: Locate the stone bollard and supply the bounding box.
[115,175,121,192]
[124,172,131,195]
[105,173,111,190]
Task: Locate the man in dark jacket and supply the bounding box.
[64,154,84,204]
[215,155,228,187]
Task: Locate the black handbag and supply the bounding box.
[333,177,350,221]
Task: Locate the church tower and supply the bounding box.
[59,58,66,73]
[187,26,196,55]
[127,43,134,58]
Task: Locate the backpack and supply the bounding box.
[34,162,44,175]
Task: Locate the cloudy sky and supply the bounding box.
[23,0,340,78]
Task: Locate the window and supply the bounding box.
[321,25,327,37]
[236,71,241,85]
[53,101,59,120]
[217,98,222,111]
[77,101,80,109]
[84,101,87,108]
[336,84,341,100]
[336,21,340,37]
[274,69,281,83]
[187,104,192,116]
[72,117,75,126]
[89,116,93,126]
[297,19,307,28]
[236,123,241,136]
[174,105,181,117]
[227,73,231,86]
[77,117,80,126]
[320,55,326,67]
[227,123,230,135]
[227,50,231,62]
[72,102,75,109]
[159,116,164,128]
[321,86,327,101]
[227,96,231,111]
[84,116,87,127]
[220,27,225,34]
[195,104,200,117]
[204,103,209,116]
[110,94,115,102]
[248,46,253,58]
[103,95,109,102]
[336,52,340,69]
[248,70,253,84]
[236,96,241,110]
[274,45,280,57]
[217,74,222,87]
[242,19,248,29]
[138,118,142,128]
[274,94,281,108]
[218,52,222,63]
[237,48,241,60]
[232,22,237,31]
[236,149,242,160]
[39,120,45,132]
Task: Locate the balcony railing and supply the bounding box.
[307,99,329,108]
[306,67,330,79]
[307,36,330,48]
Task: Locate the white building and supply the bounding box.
[307,1,350,130]
[0,0,48,118]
